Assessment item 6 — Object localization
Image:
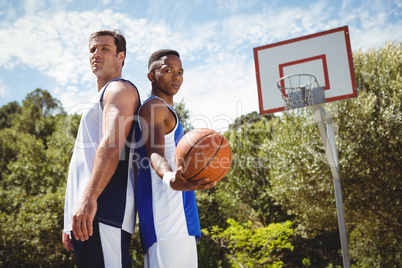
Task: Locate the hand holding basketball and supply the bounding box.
[169,166,217,191]
[175,128,232,183]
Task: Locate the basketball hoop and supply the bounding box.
[276,74,325,110]
[255,27,355,268]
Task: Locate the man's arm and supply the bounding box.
[139,99,216,191]
[72,81,139,242]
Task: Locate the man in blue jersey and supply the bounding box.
[62,29,140,267]
[135,49,216,267]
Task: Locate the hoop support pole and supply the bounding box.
[313,105,351,268]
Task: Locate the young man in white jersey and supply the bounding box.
[135,49,216,267]
[62,30,140,267]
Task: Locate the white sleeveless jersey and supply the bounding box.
[64,78,139,234]
[135,96,201,253]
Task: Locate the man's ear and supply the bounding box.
[118,51,125,62]
[147,72,155,82]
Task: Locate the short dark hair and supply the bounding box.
[89,29,126,66]
[148,49,180,72]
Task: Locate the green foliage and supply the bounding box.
[0,128,22,180]
[268,110,339,236]
[0,101,21,129]
[23,88,65,118]
[0,128,75,266]
[173,99,194,132]
[203,219,295,267]
[222,114,287,225]
[10,88,66,144]
[130,227,145,267]
[228,111,274,131]
[0,187,74,267]
[0,91,76,267]
[45,114,81,191]
[0,129,47,196]
[343,42,401,267]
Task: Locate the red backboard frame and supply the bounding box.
[254,26,357,114]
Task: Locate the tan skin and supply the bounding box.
[140,54,216,190]
[62,35,140,251]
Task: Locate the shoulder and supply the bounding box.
[105,79,138,97]
[141,97,169,112]
[103,80,139,107]
[139,97,171,120]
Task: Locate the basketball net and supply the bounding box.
[276,74,320,110]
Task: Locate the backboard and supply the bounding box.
[253,26,357,114]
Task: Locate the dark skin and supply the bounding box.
[140,54,216,190]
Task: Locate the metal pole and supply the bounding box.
[313,105,351,268]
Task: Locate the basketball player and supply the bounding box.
[62,30,140,267]
[135,49,216,267]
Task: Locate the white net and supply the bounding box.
[276,74,321,110]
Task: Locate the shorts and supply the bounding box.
[144,236,197,268]
[71,219,132,268]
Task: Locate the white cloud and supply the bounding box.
[214,0,260,13]
[23,0,46,15]
[0,9,154,110]
[1,0,400,128]
[179,51,258,131]
[342,2,402,50]
[0,11,90,83]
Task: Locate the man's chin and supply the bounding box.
[92,68,102,75]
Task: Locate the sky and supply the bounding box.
[1,0,401,132]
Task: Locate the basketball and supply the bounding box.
[175,128,232,183]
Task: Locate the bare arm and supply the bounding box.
[72,81,139,242]
[139,99,216,191]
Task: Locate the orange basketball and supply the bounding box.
[175,128,232,183]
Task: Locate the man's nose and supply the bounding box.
[93,48,101,57]
[172,73,180,80]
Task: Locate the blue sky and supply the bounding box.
[1,0,401,131]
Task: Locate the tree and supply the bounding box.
[0,101,21,129]
[0,89,78,266]
[341,42,401,267]
[11,88,66,144]
[23,88,64,118]
[0,128,75,266]
[268,110,338,235]
[228,111,274,131]
[173,99,193,132]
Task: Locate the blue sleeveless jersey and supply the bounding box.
[135,96,201,253]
